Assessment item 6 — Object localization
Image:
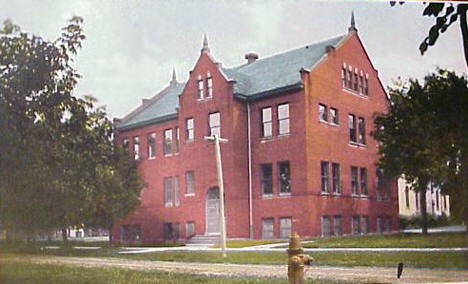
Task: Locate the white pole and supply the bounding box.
[214,134,227,257]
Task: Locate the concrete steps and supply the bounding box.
[186,234,220,247]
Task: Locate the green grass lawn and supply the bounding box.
[302,232,468,248]
[120,251,468,269]
[0,261,343,284]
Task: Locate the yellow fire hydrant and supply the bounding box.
[288,232,313,284]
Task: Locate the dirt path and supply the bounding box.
[3,254,468,283]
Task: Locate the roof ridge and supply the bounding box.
[228,33,347,72]
[118,82,184,125]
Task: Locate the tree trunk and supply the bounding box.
[459,4,468,70]
[420,187,428,235]
[108,222,113,244]
[61,228,69,248]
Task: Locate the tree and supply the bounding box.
[373,69,468,234]
[0,18,142,245]
[392,2,468,69]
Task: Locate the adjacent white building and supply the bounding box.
[398,178,450,217]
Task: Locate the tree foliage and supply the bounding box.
[373,69,468,232]
[0,17,142,243]
[391,2,468,69]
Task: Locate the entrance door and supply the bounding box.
[206,187,220,234]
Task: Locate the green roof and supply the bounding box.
[116,34,347,131]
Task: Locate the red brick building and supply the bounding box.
[113,16,399,244]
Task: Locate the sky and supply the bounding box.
[1,0,466,118]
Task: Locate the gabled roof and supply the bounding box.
[223,34,347,98]
[116,34,349,131]
[116,82,185,131]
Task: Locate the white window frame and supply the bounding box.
[206,72,213,98]
[278,103,290,135]
[209,112,221,137]
[261,107,272,138]
[147,133,156,159]
[197,75,204,99]
[186,118,194,142]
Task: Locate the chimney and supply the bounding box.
[244,52,259,64]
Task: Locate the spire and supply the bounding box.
[348,11,357,33]
[170,67,177,86]
[201,33,210,53]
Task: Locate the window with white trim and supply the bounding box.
[333,216,342,236]
[174,176,180,207]
[197,75,204,99]
[332,163,341,194]
[321,161,329,193]
[186,171,195,195]
[280,217,292,239]
[321,216,331,237]
[330,108,339,125]
[352,215,361,235]
[262,218,274,240]
[261,163,273,196]
[175,127,180,153]
[351,166,359,195]
[278,161,291,194]
[261,107,272,138]
[164,129,172,155]
[148,133,156,159]
[360,167,368,196]
[319,104,328,122]
[206,73,213,98]
[361,216,369,234]
[164,177,173,207]
[186,222,195,238]
[278,103,290,135]
[209,112,220,137]
[348,114,357,143]
[133,136,140,160]
[358,117,366,145]
[186,118,194,142]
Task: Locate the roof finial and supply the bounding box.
[201,33,210,53]
[170,67,177,85]
[349,11,357,33]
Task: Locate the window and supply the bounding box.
[376,169,390,201]
[334,216,342,236]
[164,129,172,155]
[261,164,273,195]
[443,195,447,211]
[278,161,291,194]
[173,223,180,240]
[280,217,292,239]
[319,104,328,122]
[330,108,339,125]
[186,171,195,195]
[164,177,173,207]
[321,161,330,193]
[209,112,221,137]
[186,118,194,142]
[186,222,195,238]
[347,68,353,88]
[405,186,410,209]
[358,117,366,145]
[352,215,361,235]
[341,67,346,88]
[332,163,341,194]
[123,138,129,150]
[206,73,213,98]
[321,216,331,237]
[360,168,368,196]
[175,127,180,153]
[348,114,357,143]
[364,75,369,96]
[278,103,290,135]
[133,137,140,160]
[262,107,272,138]
[359,74,364,94]
[361,216,369,234]
[174,176,180,207]
[262,218,274,240]
[147,133,156,159]
[351,166,359,195]
[353,71,358,91]
[436,190,440,210]
[377,216,384,234]
[197,75,204,99]
[163,223,173,240]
